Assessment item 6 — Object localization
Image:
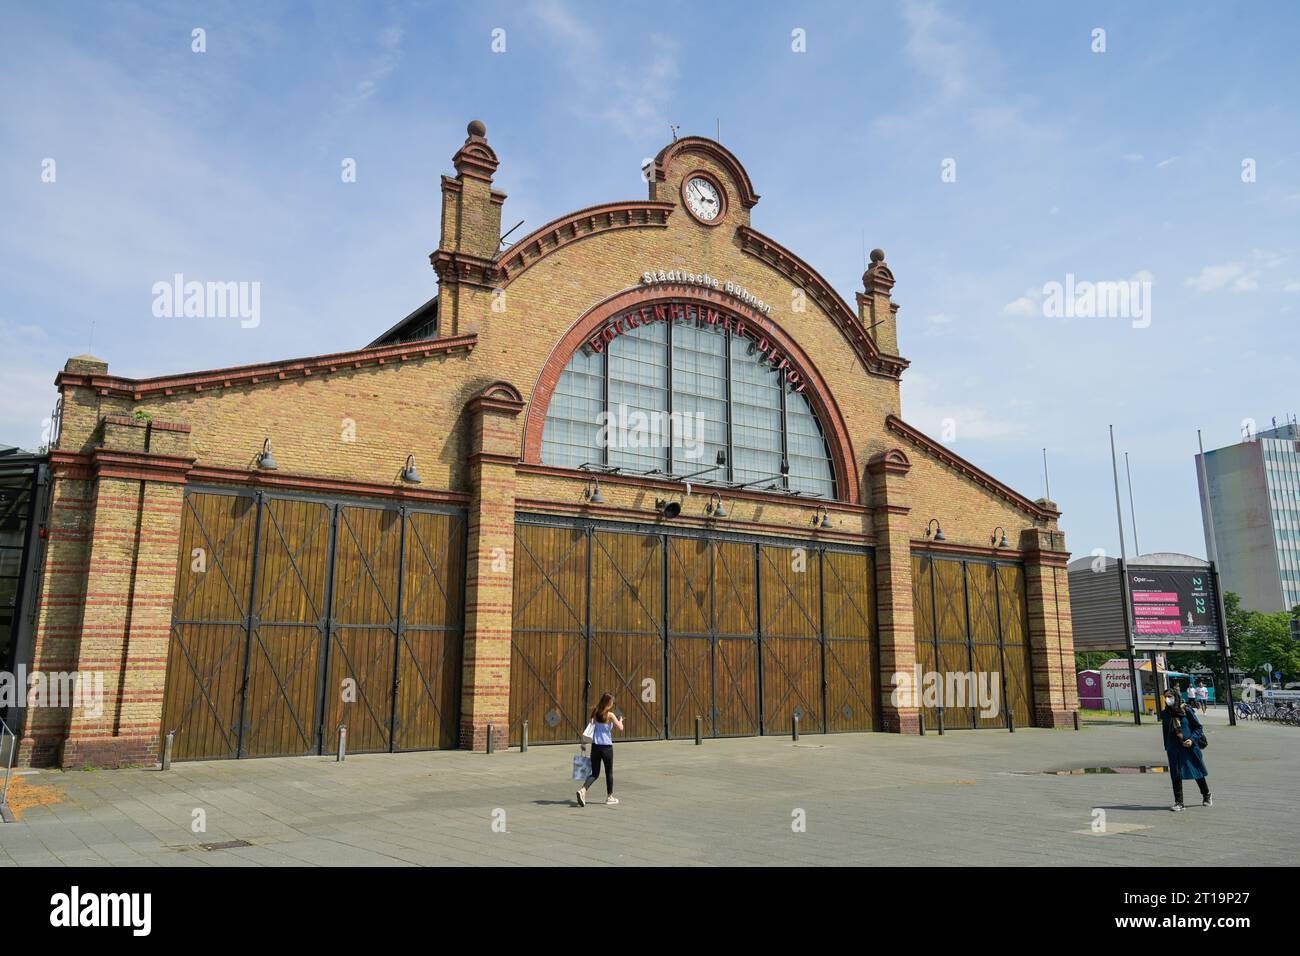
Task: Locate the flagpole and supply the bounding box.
[1111,425,1142,725]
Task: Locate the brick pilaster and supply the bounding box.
[458,383,524,752]
[20,409,193,768]
[867,448,918,734]
[1020,513,1078,728]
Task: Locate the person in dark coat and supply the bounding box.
[1161,688,1212,811]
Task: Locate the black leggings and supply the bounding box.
[1170,767,1209,804]
[584,744,613,795]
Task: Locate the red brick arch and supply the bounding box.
[521,284,861,504]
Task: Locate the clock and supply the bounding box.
[683,175,723,224]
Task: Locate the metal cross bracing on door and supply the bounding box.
[508,514,881,745]
[163,488,466,761]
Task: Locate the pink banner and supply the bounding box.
[1133,605,1180,617]
[1135,619,1183,634]
[1132,590,1178,603]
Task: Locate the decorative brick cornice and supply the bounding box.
[866,448,912,476]
[911,542,1028,561]
[467,381,525,417]
[885,415,1061,522]
[736,226,909,380]
[49,449,195,485]
[93,449,194,484]
[651,137,760,208]
[514,463,872,514]
[187,466,471,505]
[55,334,478,400]
[515,496,872,544]
[495,201,675,285]
[431,250,498,290]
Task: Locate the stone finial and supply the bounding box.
[863,247,895,295]
[453,119,499,182]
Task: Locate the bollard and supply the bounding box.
[695,715,703,746]
[1008,710,1015,733]
[521,720,529,753]
[792,713,800,742]
[919,710,926,736]
[162,731,174,771]
[937,708,945,736]
[336,724,347,762]
[1073,710,1080,732]
[486,723,494,755]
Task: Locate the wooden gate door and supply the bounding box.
[589,530,665,741]
[395,510,465,750]
[912,553,941,731]
[966,561,1005,729]
[759,543,823,733]
[933,556,975,730]
[666,535,711,738]
[823,549,878,732]
[509,523,588,744]
[163,491,257,760]
[242,496,331,757]
[712,541,759,736]
[997,564,1035,728]
[322,504,402,754]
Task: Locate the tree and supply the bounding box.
[1223,591,1300,685]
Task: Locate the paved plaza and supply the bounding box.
[1,710,1294,866]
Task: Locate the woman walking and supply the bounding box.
[576,693,623,807]
[1162,687,1212,811]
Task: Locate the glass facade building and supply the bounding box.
[1197,422,1300,612]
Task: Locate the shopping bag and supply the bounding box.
[581,720,595,742]
[572,753,592,781]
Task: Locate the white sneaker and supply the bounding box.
[605,796,619,805]
[576,788,587,807]
[1203,794,1213,807]
[1170,803,1185,812]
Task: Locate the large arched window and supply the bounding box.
[541,303,836,498]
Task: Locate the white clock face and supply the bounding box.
[685,177,721,221]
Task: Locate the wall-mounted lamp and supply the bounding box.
[812,505,832,529]
[991,526,1008,549]
[401,454,422,484]
[656,498,682,520]
[257,438,278,470]
[925,518,945,542]
[583,479,605,504]
[706,492,728,518]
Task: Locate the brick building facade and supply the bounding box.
[19,122,1078,768]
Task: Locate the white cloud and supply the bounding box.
[1121,152,1144,162]
[1185,263,1249,292]
[1156,156,1179,168]
[1284,281,1300,293]
[532,1,678,140]
[900,0,971,100]
[1003,292,1039,316]
[1185,252,1282,292]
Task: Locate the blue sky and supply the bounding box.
[2,0,1298,562]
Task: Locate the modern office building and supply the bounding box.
[1197,420,1300,613]
[17,123,1079,768]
